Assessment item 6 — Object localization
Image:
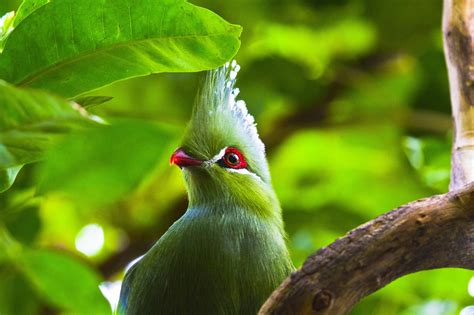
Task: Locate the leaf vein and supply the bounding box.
[17,32,237,87]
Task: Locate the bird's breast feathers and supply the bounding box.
[118,209,293,315]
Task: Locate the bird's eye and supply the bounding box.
[225,152,240,165]
[221,147,247,169]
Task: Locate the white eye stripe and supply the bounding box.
[226,167,263,183]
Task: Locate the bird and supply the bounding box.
[117,61,294,315]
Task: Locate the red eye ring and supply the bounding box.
[222,147,247,169]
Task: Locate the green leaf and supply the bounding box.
[0,224,21,263]
[0,0,242,98]
[403,136,451,192]
[0,11,15,51]
[12,0,50,27]
[0,11,14,37]
[18,248,111,314]
[0,166,22,193]
[0,266,40,315]
[38,120,178,206]
[73,95,114,108]
[5,205,41,245]
[0,80,99,170]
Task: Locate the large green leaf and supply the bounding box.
[38,120,178,206]
[0,80,99,192]
[18,248,111,314]
[0,0,242,98]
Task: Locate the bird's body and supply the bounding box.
[118,62,294,315]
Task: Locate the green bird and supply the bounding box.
[118,62,294,315]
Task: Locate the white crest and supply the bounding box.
[212,61,265,155]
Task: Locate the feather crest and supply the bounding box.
[184,61,271,183]
[192,61,265,155]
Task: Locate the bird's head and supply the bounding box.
[171,62,278,216]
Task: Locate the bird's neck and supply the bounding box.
[186,179,284,223]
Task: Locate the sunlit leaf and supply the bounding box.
[403,137,424,170]
[0,0,242,97]
[12,0,49,27]
[38,120,178,206]
[0,11,15,51]
[18,248,110,314]
[0,165,22,193]
[403,136,450,192]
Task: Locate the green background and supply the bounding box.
[1,0,472,314]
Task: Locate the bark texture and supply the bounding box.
[259,183,474,315]
[444,0,474,190]
[259,1,474,314]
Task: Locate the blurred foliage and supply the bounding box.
[0,80,99,192]
[0,0,473,314]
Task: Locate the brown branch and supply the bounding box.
[443,0,474,190]
[259,182,474,315]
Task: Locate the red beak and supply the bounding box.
[170,148,203,168]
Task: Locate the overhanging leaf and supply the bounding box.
[0,80,100,192]
[0,0,242,98]
[38,120,178,206]
[18,249,111,314]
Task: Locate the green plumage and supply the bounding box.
[118,62,294,314]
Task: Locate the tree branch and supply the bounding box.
[259,182,474,315]
[443,0,474,190]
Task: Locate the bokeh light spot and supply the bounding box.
[460,306,474,315]
[75,223,105,256]
[469,277,474,297]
